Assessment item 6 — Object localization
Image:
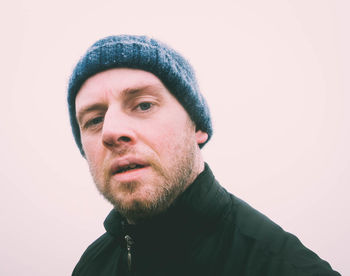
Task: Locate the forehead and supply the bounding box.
[78,68,165,99]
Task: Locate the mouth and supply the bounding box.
[114,163,146,174]
[110,158,151,181]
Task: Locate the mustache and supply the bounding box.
[108,145,136,157]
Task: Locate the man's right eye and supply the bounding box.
[84,117,104,129]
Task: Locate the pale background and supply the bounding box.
[0,0,348,275]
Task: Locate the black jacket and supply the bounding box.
[72,164,340,275]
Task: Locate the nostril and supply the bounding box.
[118,136,131,142]
[102,133,134,149]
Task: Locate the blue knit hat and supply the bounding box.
[68,35,212,156]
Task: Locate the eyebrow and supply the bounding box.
[121,83,165,98]
[76,83,165,124]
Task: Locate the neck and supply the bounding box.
[180,149,205,197]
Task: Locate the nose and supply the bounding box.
[101,107,136,149]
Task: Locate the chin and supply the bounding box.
[108,184,177,223]
[114,195,168,223]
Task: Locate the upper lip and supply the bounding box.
[110,157,149,175]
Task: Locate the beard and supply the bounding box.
[88,128,200,224]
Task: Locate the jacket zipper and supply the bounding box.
[124,235,134,272]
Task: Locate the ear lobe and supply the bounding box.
[195,130,208,144]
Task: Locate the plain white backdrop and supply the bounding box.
[1,0,348,275]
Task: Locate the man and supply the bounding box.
[68,35,340,275]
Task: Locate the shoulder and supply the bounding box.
[222,195,340,275]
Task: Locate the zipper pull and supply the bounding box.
[124,235,134,271]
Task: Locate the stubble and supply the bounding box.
[88,127,200,224]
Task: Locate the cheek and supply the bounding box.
[146,121,180,147]
[145,120,195,157]
[82,136,103,165]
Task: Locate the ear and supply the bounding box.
[195,130,208,145]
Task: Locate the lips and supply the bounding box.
[115,163,145,174]
[111,158,149,175]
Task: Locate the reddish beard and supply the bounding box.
[90,143,197,224]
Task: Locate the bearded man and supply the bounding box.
[68,35,340,276]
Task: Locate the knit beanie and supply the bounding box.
[68,35,212,156]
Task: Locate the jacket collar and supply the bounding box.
[104,163,231,241]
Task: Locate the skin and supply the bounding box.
[75,68,208,224]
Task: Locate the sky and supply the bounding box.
[1,0,349,275]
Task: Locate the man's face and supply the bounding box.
[75,68,208,223]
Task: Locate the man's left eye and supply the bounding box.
[138,102,152,111]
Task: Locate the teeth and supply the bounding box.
[116,164,141,174]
